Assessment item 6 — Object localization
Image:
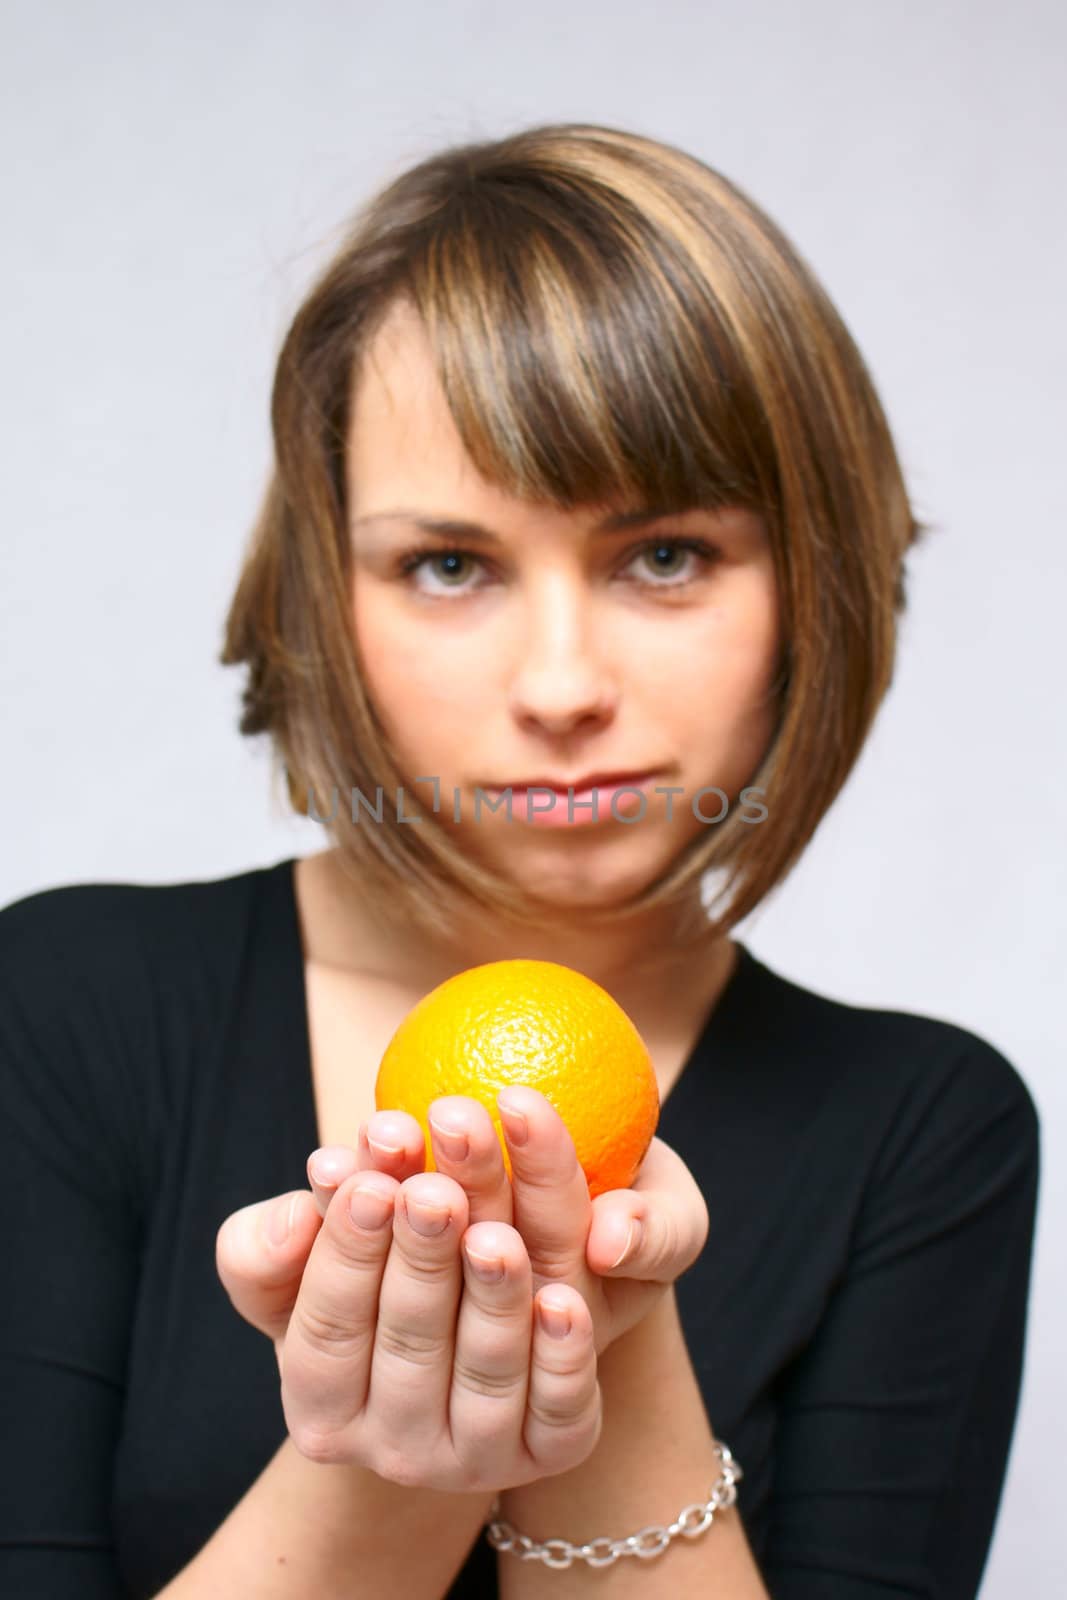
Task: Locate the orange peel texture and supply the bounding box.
[374,958,661,1199]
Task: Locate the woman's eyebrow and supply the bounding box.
[350,506,687,545]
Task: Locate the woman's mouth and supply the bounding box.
[481,771,664,828]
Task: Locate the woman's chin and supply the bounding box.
[477,839,676,911]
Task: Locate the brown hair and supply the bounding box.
[219,120,934,949]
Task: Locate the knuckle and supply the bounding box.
[455,1453,509,1494]
[329,1242,394,1289]
[531,1389,602,1456]
[464,1296,523,1334]
[528,1243,574,1276]
[514,1163,568,1194]
[291,1422,347,1464]
[395,1244,457,1283]
[453,1419,518,1483]
[292,1299,369,1361]
[526,1382,589,1431]
[371,1443,452,1490]
[373,1448,419,1487]
[653,1214,676,1270]
[524,1363,591,1427]
[451,1354,523,1400]
[569,1404,604,1465]
[374,1319,448,1367]
[528,1334,597,1424]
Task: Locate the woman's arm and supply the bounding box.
[495,1287,771,1599]
[0,889,496,1600]
[757,1038,1040,1599]
[153,1441,494,1599]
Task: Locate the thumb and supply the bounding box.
[215,1189,322,1348]
[586,1144,710,1284]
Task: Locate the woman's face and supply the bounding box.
[345,299,781,916]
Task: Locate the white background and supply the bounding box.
[1,2,1062,1589]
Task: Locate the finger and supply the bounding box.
[452,1223,600,1485]
[215,1189,323,1345]
[586,1196,649,1275]
[358,1111,427,1183]
[525,1283,602,1475]
[282,1170,401,1444]
[368,1171,470,1453]
[496,1086,591,1280]
[586,1137,710,1281]
[307,1145,358,1216]
[427,1095,514,1227]
[449,1220,535,1482]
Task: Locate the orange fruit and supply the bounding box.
[374,959,660,1199]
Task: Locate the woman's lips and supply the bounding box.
[482,771,663,828]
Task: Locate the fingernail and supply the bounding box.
[465,1247,505,1283]
[367,1130,404,1159]
[608,1218,642,1270]
[497,1096,528,1146]
[429,1117,469,1162]
[404,1193,451,1236]
[538,1297,572,1339]
[268,1194,297,1246]
[348,1183,392,1231]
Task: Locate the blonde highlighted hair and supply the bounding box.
[220,120,933,948]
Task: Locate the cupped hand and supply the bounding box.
[358,1086,710,1356]
[220,1087,709,1366]
[216,1161,601,1493]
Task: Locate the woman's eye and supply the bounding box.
[628,541,711,584]
[395,538,716,596]
[398,550,479,591]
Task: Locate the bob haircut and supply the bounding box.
[220,120,932,951]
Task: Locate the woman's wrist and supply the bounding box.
[493,1288,770,1597]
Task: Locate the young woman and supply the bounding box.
[0,121,1040,1599]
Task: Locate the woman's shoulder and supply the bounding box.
[0,859,297,1193]
[0,858,295,1082]
[0,856,289,978]
[736,945,1040,1150]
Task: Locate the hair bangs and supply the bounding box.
[404,170,772,524]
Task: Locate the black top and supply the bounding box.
[0,857,1040,1599]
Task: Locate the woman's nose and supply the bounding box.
[506,591,619,735]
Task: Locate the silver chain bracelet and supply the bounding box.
[484,1439,743,1570]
